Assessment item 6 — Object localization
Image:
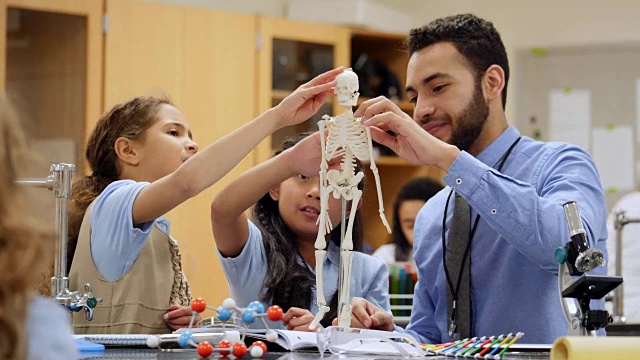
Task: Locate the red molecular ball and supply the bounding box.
[197,341,213,357]
[191,297,206,313]
[217,340,231,356]
[232,342,247,357]
[267,305,284,321]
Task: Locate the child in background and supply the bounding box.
[211,132,390,331]
[373,177,443,264]
[0,97,78,359]
[67,67,344,334]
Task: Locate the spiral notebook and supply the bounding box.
[72,334,150,347]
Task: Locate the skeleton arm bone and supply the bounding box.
[365,126,392,233]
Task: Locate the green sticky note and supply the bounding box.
[533,129,542,140]
[530,47,549,57]
[605,123,616,131]
[563,86,573,94]
[607,187,618,194]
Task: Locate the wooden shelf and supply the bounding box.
[271,89,291,102]
[271,89,332,105]
[357,96,413,113]
[349,26,406,42]
[367,155,413,167]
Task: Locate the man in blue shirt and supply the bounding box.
[349,13,607,344]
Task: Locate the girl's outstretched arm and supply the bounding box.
[211,132,324,257]
[132,67,343,225]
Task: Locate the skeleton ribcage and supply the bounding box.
[325,118,370,161]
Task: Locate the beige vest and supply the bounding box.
[69,202,191,334]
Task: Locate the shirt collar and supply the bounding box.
[475,125,521,168]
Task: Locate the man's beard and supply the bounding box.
[448,83,490,151]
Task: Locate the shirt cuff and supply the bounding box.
[443,151,490,198]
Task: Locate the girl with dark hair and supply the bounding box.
[68,67,344,335]
[373,177,443,264]
[211,132,390,331]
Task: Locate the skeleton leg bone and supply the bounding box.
[310,250,329,330]
[337,249,354,327]
[336,187,361,327]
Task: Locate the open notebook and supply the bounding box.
[176,327,426,356]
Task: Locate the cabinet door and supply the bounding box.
[105,0,257,306]
[0,0,102,176]
[255,16,349,162]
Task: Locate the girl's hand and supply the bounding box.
[284,132,338,177]
[282,307,320,332]
[164,305,199,331]
[330,297,394,331]
[274,67,344,128]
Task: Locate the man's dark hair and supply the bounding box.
[405,13,509,109]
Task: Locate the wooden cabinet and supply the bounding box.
[0,0,103,176]
[255,16,350,162]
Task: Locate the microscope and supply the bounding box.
[555,201,623,335]
[17,163,101,321]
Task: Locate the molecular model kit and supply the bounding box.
[147,297,284,358]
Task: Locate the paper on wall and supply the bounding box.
[549,89,591,150]
[591,126,634,193]
[636,79,640,143]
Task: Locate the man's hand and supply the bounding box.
[164,305,199,331]
[355,96,459,172]
[282,307,318,332]
[331,297,394,331]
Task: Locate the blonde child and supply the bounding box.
[211,132,390,331]
[0,97,78,359]
[68,67,344,334]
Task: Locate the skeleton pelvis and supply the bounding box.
[326,169,363,200]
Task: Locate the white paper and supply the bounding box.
[549,89,591,150]
[636,79,640,143]
[592,126,634,192]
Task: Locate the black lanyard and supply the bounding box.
[442,136,521,336]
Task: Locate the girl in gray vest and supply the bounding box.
[67,68,345,334]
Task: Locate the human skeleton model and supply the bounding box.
[310,70,391,329]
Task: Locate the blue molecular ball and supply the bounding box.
[179,332,194,349]
[242,308,256,324]
[216,307,232,322]
[248,301,265,314]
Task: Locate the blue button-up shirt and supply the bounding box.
[404,126,607,344]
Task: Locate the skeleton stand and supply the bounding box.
[310,70,391,330]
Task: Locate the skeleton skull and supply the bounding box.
[334,70,359,107]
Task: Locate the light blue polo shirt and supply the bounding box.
[90,180,172,281]
[218,220,391,329]
[27,296,79,359]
